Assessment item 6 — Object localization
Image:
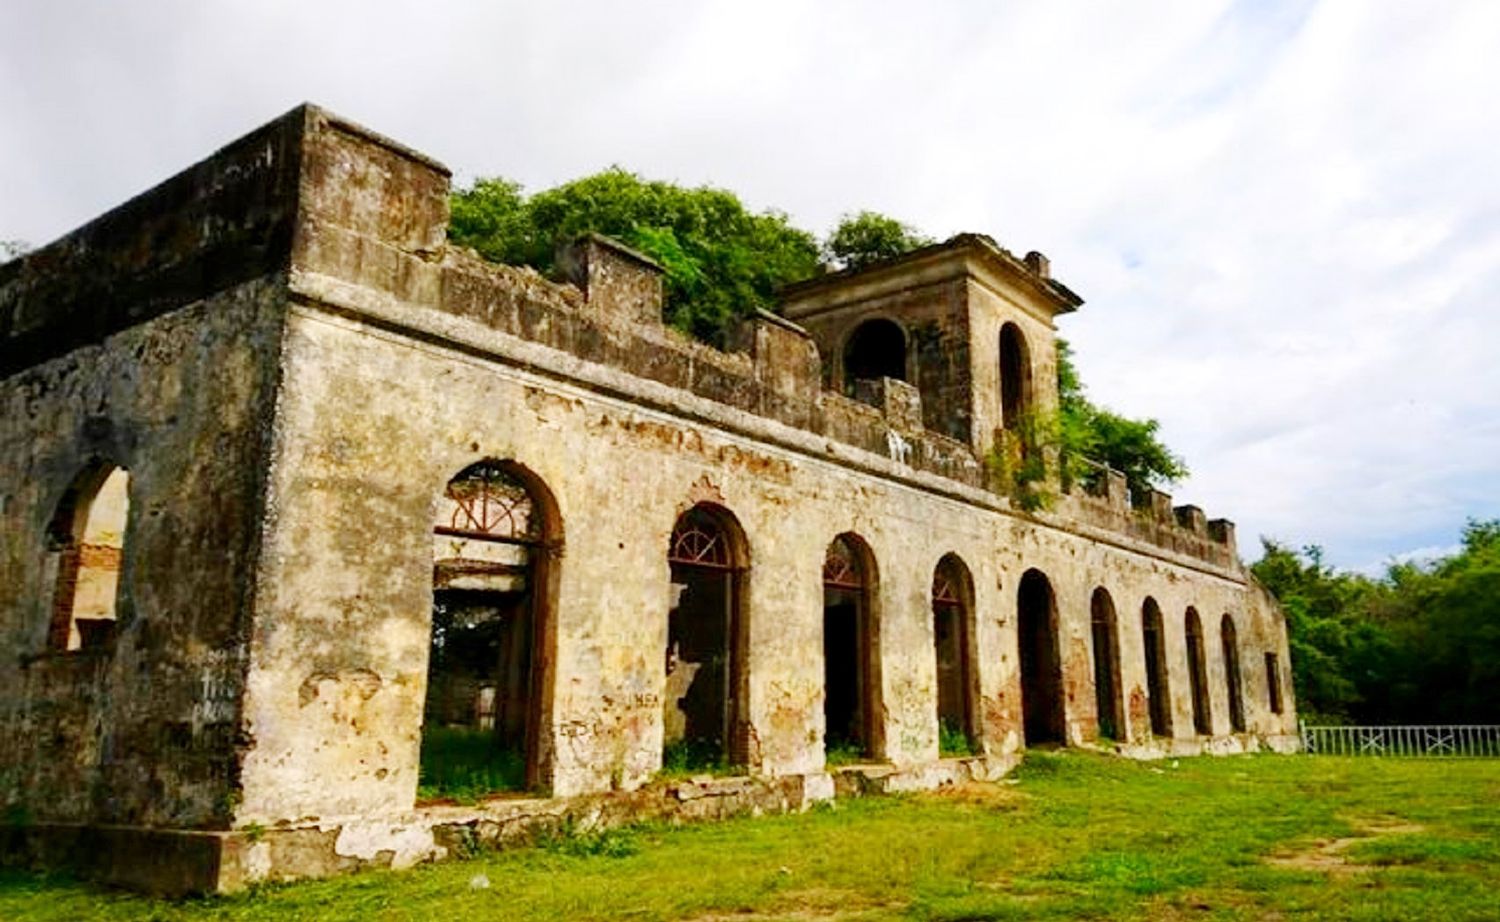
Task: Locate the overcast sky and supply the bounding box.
[3,0,1497,571]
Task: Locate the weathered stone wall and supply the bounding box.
[239,291,1297,822]
[0,107,325,830]
[0,104,1298,892]
[0,280,286,828]
[0,109,305,377]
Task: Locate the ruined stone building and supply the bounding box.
[0,105,1297,892]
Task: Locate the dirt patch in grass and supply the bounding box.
[682,914,879,922]
[684,887,899,922]
[929,780,1028,810]
[1266,816,1427,875]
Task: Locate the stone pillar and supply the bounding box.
[556,234,665,325]
[1174,505,1207,535]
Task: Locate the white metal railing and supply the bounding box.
[1300,723,1500,757]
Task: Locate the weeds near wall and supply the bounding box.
[660,739,731,778]
[1,804,31,829]
[986,411,1060,512]
[538,818,641,859]
[938,720,975,758]
[418,728,526,802]
[824,741,868,766]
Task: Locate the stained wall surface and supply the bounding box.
[239,298,1299,819]
[0,282,285,828]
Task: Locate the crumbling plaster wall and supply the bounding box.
[0,281,286,828]
[0,104,315,832]
[235,289,1299,826]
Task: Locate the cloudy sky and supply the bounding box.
[3,0,1497,571]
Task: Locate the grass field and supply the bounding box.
[2,752,1496,920]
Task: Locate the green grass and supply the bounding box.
[826,740,870,766]
[417,728,525,801]
[659,738,735,778]
[937,720,975,758]
[3,753,1498,920]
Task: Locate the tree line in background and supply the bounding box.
[1252,521,1500,726]
[449,170,1186,497]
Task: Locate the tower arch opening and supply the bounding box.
[999,322,1033,432]
[842,318,907,391]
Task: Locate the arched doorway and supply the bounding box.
[1185,607,1212,735]
[932,554,976,755]
[822,533,879,761]
[842,318,907,392]
[425,460,560,794]
[1090,588,1125,742]
[665,503,749,771]
[1018,569,1065,745]
[1221,614,1246,733]
[999,322,1032,432]
[47,463,130,652]
[1142,597,1172,737]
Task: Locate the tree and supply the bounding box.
[824,211,932,270]
[1,239,31,260]
[1251,520,1500,726]
[1251,540,1379,723]
[449,170,820,344]
[1054,339,1188,497]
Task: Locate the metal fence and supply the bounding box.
[1300,723,1500,757]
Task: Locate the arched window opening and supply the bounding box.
[48,465,130,652]
[665,503,749,772]
[932,554,976,756]
[1221,614,1246,733]
[823,533,879,763]
[424,460,558,796]
[1265,652,1284,715]
[1090,588,1125,742]
[1018,569,1065,746]
[1142,598,1172,737]
[842,318,907,393]
[999,322,1033,432]
[1185,607,1212,735]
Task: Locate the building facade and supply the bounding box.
[0,105,1297,892]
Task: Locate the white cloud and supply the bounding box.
[2,0,1497,569]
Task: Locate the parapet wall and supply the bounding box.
[314,248,1237,571]
[0,109,307,377]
